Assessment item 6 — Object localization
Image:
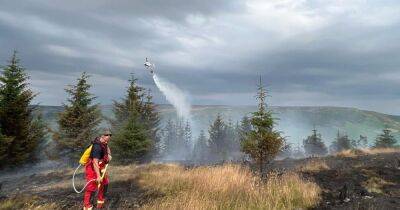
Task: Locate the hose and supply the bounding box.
[72,164,96,193]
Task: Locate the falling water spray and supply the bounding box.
[144,58,192,120]
[152,74,191,120]
[144,58,197,156]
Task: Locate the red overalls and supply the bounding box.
[83,142,109,209]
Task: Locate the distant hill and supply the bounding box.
[37,105,400,146]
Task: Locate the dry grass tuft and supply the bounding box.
[336,149,367,157]
[336,148,400,157]
[362,177,394,194]
[0,195,59,210]
[108,164,140,181]
[364,147,400,154]
[136,164,321,210]
[296,159,330,172]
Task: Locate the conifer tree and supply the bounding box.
[226,119,239,157]
[176,118,185,150]
[0,130,13,167]
[53,72,101,161]
[184,120,192,155]
[170,118,190,159]
[0,51,46,166]
[28,112,48,158]
[239,115,252,141]
[163,119,177,155]
[208,113,228,161]
[111,75,144,128]
[156,133,167,157]
[111,75,160,162]
[241,77,285,175]
[112,112,152,163]
[143,89,161,156]
[374,129,397,148]
[303,128,328,156]
[143,89,160,141]
[330,131,352,152]
[192,130,209,163]
[357,135,368,148]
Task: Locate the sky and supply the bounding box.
[0,0,399,115]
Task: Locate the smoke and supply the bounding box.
[153,73,191,120]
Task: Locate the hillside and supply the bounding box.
[38,105,400,146]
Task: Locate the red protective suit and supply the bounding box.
[83,141,109,209]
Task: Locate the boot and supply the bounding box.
[97,200,105,209]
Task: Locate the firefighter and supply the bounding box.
[83,129,112,210]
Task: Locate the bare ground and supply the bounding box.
[1,151,399,210]
[270,151,400,210]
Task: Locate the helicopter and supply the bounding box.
[144,57,155,74]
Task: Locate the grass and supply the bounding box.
[335,148,400,157]
[0,163,322,209]
[296,159,330,172]
[0,195,58,210]
[362,176,394,194]
[136,163,321,210]
[335,149,368,157]
[360,169,395,194]
[108,164,140,181]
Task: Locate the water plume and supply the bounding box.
[152,73,191,120]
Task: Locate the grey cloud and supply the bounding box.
[0,1,399,114]
[2,0,243,24]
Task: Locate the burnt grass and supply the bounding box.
[270,152,400,210]
[0,151,399,209]
[0,167,149,209]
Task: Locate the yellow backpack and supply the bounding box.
[79,145,93,165]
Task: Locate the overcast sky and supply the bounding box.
[1,0,399,114]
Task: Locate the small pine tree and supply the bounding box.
[112,113,152,163]
[330,131,352,153]
[163,119,177,155]
[241,77,285,175]
[176,119,186,157]
[0,130,13,167]
[208,113,228,162]
[142,89,161,157]
[227,121,243,160]
[192,130,209,163]
[111,74,145,128]
[184,120,192,155]
[374,129,397,148]
[160,118,189,160]
[0,51,46,166]
[53,72,101,162]
[239,116,252,141]
[111,75,160,162]
[143,90,161,131]
[303,128,328,156]
[28,112,48,159]
[225,119,238,155]
[358,135,368,148]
